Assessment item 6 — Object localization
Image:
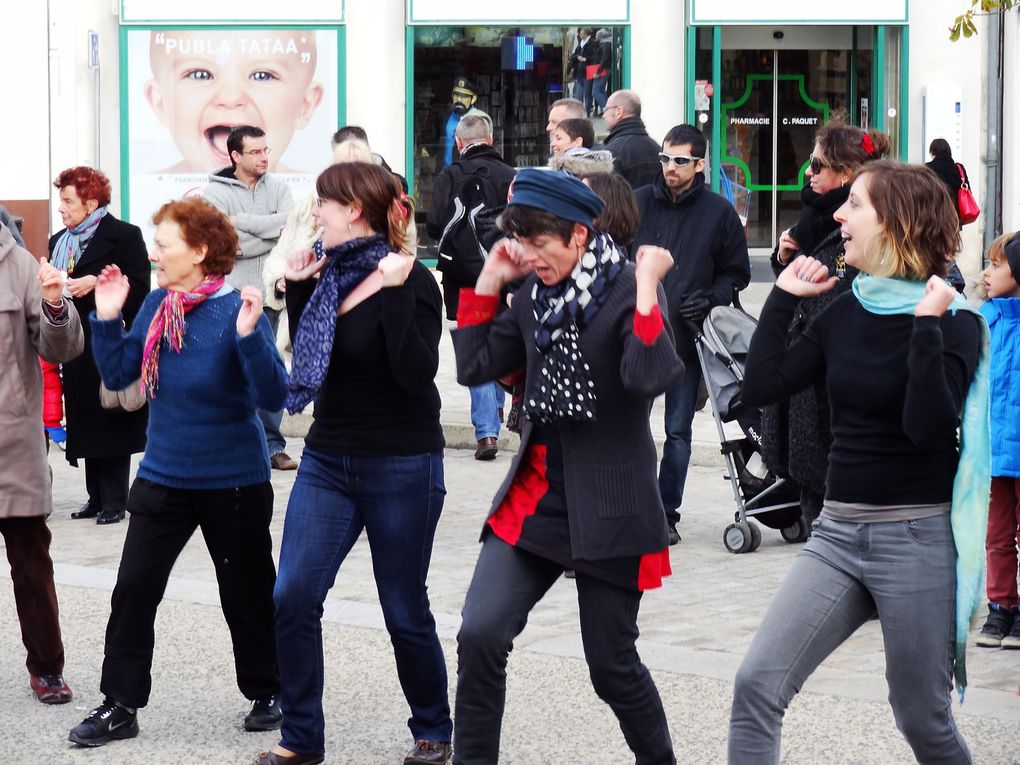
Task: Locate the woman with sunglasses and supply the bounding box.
[730,160,986,764]
[762,123,888,530]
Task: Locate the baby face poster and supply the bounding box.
[124,28,340,243]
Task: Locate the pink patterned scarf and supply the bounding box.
[140,275,225,396]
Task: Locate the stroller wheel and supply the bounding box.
[748,521,762,551]
[780,516,810,544]
[723,522,754,554]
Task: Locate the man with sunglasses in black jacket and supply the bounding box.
[632,123,751,545]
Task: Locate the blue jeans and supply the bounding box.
[273,448,452,756]
[728,513,970,764]
[469,382,505,441]
[658,364,701,524]
[575,77,594,114]
[259,307,286,455]
[592,75,609,110]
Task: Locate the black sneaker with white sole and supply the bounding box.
[244,694,283,731]
[975,603,1014,648]
[68,700,139,747]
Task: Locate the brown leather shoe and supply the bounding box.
[404,739,452,764]
[250,751,324,765]
[474,437,498,461]
[270,452,299,470]
[30,674,72,704]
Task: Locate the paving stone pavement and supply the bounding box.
[0,443,1018,765]
[3,274,1019,763]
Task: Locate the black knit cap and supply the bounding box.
[1005,236,1020,284]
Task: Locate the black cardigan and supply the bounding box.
[452,264,684,560]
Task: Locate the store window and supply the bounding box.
[411,25,624,254]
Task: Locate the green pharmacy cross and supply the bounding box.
[721,74,829,192]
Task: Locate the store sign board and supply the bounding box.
[121,0,344,24]
[408,0,629,24]
[689,0,907,25]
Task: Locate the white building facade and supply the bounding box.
[1,0,1015,274]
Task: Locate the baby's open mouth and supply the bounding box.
[205,126,235,160]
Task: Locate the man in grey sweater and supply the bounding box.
[203,125,298,470]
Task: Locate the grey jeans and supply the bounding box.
[728,513,971,764]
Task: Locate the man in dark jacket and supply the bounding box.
[426,114,516,461]
[603,90,661,189]
[632,124,751,543]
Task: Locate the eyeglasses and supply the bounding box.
[808,155,828,174]
[658,153,699,167]
[242,147,272,157]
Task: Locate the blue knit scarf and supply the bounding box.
[285,234,389,414]
[51,206,107,273]
[853,273,990,699]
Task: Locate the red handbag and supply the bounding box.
[956,163,980,225]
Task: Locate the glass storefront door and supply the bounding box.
[694,29,877,248]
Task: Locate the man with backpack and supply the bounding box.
[426,114,516,460]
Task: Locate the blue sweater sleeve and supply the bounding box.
[236,312,288,411]
[89,292,158,390]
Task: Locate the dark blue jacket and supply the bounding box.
[981,297,1020,477]
[632,173,751,358]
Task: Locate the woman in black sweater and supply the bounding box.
[253,163,451,765]
[764,123,888,527]
[926,137,965,224]
[728,161,987,764]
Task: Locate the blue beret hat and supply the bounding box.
[508,168,605,227]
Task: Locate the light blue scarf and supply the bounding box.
[50,206,107,273]
[853,273,990,699]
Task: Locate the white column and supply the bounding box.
[345,0,408,176]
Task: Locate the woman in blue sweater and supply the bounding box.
[68,198,288,747]
[729,162,987,763]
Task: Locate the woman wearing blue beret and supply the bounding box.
[451,168,683,764]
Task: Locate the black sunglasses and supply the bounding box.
[658,153,699,167]
[808,155,829,174]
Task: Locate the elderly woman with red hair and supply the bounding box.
[68,198,287,748]
[49,166,150,525]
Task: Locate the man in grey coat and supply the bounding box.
[203,125,298,470]
[0,222,84,704]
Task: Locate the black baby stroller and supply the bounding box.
[690,297,810,553]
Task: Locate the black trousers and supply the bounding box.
[84,456,131,514]
[100,477,279,708]
[454,536,675,764]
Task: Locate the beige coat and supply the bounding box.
[0,224,84,518]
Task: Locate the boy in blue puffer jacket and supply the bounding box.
[976,232,1020,649]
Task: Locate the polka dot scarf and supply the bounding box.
[527,232,623,424]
